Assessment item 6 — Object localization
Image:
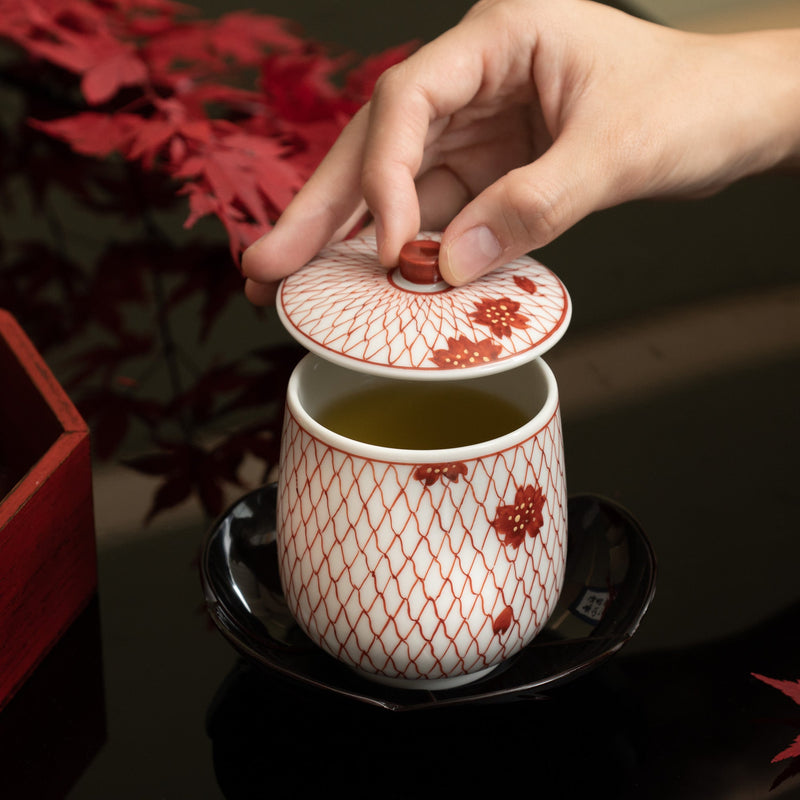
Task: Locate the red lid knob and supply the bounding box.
[398,240,442,285]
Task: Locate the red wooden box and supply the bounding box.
[0,310,96,713]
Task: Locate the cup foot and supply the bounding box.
[353,664,499,691]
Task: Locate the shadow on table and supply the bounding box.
[206,600,800,800]
[0,597,106,798]
[205,643,644,799]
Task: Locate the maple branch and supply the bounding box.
[42,205,83,311]
[125,163,195,442]
[150,266,193,441]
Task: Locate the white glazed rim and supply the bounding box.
[276,232,572,381]
[285,352,560,463]
[275,311,572,381]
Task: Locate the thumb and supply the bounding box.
[438,130,610,285]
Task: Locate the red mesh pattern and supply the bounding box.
[277,234,570,376]
[277,408,567,682]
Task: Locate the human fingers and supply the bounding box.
[416,166,473,231]
[243,217,377,308]
[243,163,472,305]
[438,126,610,285]
[243,277,278,307]
[360,17,516,267]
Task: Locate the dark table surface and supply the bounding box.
[1,1,799,798]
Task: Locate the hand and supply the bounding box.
[242,0,800,304]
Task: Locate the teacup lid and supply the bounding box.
[276,232,571,380]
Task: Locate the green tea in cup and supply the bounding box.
[316,382,529,450]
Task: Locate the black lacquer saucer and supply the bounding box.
[200,484,656,711]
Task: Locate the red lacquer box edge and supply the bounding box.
[0,309,97,713]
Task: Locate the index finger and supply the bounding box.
[361,16,510,265]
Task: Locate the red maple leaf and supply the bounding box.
[30,112,141,157]
[7,0,414,264]
[166,363,252,427]
[261,50,354,124]
[78,387,165,461]
[1,241,85,352]
[171,82,264,120]
[212,420,282,482]
[753,673,800,762]
[123,99,214,169]
[752,672,800,790]
[774,737,800,765]
[120,0,197,37]
[343,43,416,103]
[82,46,149,105]
[753,673,800,708]
[22,21,149,104]
[220,344,305,417]
[124,440,244,522]
[142,20,223,78]
[74,243,155,335]
[164,242,246,340]
[175,126,303,254]
[144,11,300,78]
[180,184,263,262]
[206,11,303,64]
[108,0,191,15]
[67,332,154,389]
[211,129,301,216]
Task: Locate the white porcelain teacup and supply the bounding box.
[276,352,567,690]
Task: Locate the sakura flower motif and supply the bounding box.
[493,484,545,549]
[414,462,468,486]
[470,296,530,338]
[430,335,502,369]
[492,606,514,636]
[513,275,538,294]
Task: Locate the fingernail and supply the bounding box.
[444,225,502,284]
[240,233,270,279]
